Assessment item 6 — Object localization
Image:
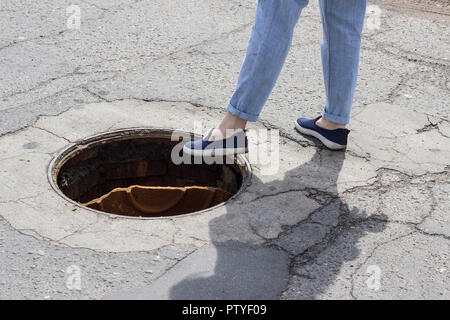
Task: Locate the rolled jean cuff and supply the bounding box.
[322,110,350,125]
[227,103,259,122]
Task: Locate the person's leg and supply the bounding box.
[295,0,366,149]
[209,0,309,141]
[316,0,367,130]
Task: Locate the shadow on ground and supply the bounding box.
[167,149,387,299]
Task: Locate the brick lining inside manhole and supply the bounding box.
[48,128,250,218]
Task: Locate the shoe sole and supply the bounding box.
[294,121,346,150]
[183,145,248,157]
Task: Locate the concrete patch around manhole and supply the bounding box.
[1,99,441,252]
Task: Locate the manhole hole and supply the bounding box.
[48,128,251,219]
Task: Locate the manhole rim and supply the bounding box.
[47,127,252,220]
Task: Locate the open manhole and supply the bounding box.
[48,128,251,219]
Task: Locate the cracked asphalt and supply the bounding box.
[0,0,449,300]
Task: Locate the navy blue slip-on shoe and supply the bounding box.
[183,129,248,156]
[295,116,350,150]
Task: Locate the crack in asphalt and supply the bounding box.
[367,41,450,68]
[0,70,114,102]
[348,230,416,299]
[31,125,71,143]
[274,167,449,299]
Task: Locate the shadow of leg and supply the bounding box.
[168,150,388,299]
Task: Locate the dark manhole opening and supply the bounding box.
[48,128,250,219]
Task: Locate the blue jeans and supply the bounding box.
[227,0,367,125]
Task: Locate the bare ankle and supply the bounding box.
[209,112,247,141]
[316,117,346,130]
[221,112,247,129]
